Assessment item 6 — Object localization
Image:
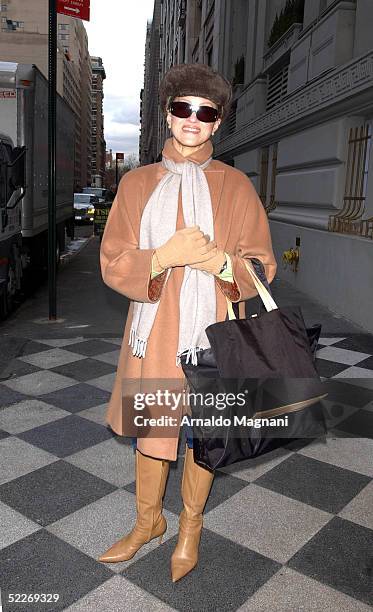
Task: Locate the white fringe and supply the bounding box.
[176,346,203,367]
[129,327,148,359]
[131,328,204,366]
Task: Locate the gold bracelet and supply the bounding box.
[217,252,227,275]
[218,257,228,274]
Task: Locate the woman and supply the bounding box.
[98,63,277,581]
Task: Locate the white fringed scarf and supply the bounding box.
[129,143,216,366]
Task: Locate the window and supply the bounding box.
[4,18,23,29]
[1,4,7,12]
[268,144,278,213]
[5,18,16,30]
[329,122,372,237]
[207,45,213,66]
[219,99,237,139]
[195,1,202,33]
[259,146,269,207]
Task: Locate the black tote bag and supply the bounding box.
[181,259,328,471]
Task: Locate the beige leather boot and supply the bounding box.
[171,445,215,582]
[98,449,170,562]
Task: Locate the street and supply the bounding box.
[1,0,373,609]
[2,224,129,342]
[0,237,372,611]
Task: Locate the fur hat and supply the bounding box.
[159,63,233,122]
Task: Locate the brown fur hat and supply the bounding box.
[159,63,233,122]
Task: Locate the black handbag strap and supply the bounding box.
[232,258,274,319]
[249,258,273,296]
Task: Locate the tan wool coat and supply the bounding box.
[100,137,277,461]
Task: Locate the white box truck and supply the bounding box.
[0,61,75,317]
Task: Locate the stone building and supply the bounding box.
[140,0,162,165]
[91,56,106,186]
[0,0,93,189]
[142,0,373,332]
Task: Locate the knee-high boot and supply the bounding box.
[171,445,215,582]
[98,449,170,562]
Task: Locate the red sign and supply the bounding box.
[116,153,124,160]
[57,0,90,21]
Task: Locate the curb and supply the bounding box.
[60,233,96,266]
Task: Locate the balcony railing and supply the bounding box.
[266,64,289,111]
[217,100,237,140]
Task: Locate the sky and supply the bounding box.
[84,0,155,159]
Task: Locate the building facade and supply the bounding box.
[142,0,373,332]
[91,56,106,187]
[157,0,187,150]
[140,0,162,165]
[0,0,93,189]
[57,13,92,189]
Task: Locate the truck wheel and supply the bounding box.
[2,261,16,317]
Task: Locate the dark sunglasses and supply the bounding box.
[168,100,220,123]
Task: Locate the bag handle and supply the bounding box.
[226,299,236,320]
[249,258,274,297]
[226,259,278,320]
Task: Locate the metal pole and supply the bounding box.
[115,155,118,191]
[48,0,57,319]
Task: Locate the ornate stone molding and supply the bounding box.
[215,50,373,158]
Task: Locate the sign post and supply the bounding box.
[48,0,57,320]
[48,0,90,320]
[57,0,91,21]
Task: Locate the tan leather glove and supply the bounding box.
[189,249,226,275]
[155,226,217,269]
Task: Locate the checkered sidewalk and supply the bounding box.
[0,334,372,611]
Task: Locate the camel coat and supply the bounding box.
[99,137,277,461]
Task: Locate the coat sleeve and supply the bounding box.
[100,172,167,303]
[215,176,277,303]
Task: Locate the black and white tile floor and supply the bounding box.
[0,334,372,611]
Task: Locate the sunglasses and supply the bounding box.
[168,100,220,123]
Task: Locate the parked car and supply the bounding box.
[82,187,114,203]
[73,193,99,224]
